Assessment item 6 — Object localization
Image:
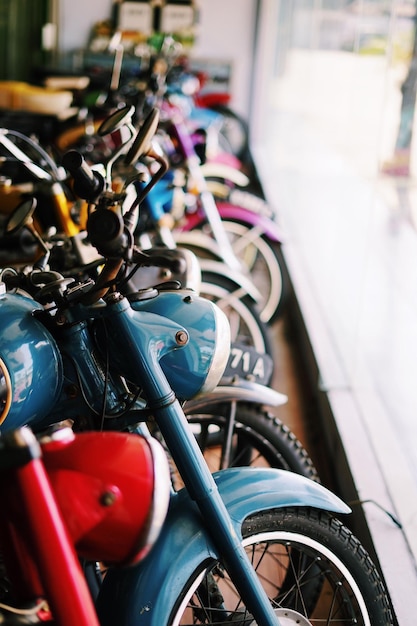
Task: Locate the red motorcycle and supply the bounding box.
[0,426,170,626]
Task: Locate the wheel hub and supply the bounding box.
[273,608,312,625]
[245,608,312,625]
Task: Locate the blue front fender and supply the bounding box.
[96,467,350,626]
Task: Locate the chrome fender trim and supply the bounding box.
[184,379,288,411]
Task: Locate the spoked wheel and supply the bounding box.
[170,507,394,625]
[213,218,291,325]
[208,103,250,164]
[182,404,319,482]
[200,271,274,358]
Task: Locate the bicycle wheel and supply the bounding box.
[182,403,319,481]
[215,218,291,325]
[208,103,250,164]
[200,271,274,357]
[170,507,394,625]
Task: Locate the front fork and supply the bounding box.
[155,400,282,625]
[105,300,282,626]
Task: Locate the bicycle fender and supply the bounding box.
[199,258,263,303]
[216,203,285,242]
[200,161,251,187]
[96,468,350,626]
[174,229,224,260]
[179,205,284,243]
[184,379,288,411]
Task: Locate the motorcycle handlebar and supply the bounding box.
[62,150,105,202]
[132,248,187,275]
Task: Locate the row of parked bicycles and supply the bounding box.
[0,41,394,625]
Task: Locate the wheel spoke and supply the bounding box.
[172,509,393,625]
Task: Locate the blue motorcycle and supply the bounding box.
[0,106,319,482]
[0,108,394,625]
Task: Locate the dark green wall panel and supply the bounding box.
[0,0,50,80]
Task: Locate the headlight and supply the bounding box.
[41,428,171,566]
[0,293,63,433]
[196,298,230,395]
[129,290,231,400]
[0,357,12,425]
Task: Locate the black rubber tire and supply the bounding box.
[183,403,319,482]
[170,507,394,625]
[200,270,274,358]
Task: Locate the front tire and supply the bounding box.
[170,507,394,625]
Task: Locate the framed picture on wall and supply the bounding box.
[117,2,153,35]
[117,1,197,36]
[160,4,195,33]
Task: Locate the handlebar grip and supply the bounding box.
[62,150,105,201]
[133,248,187,274]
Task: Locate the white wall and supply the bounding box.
[191,0,257,116]
[58,0,256,116]
[58,0,113,52]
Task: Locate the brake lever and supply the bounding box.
[131,247,187,275]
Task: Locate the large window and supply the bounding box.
[251,0,417,507]
[254,0,417,178]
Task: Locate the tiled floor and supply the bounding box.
[266,313,337,489]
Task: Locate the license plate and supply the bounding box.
[223,343,273,386]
